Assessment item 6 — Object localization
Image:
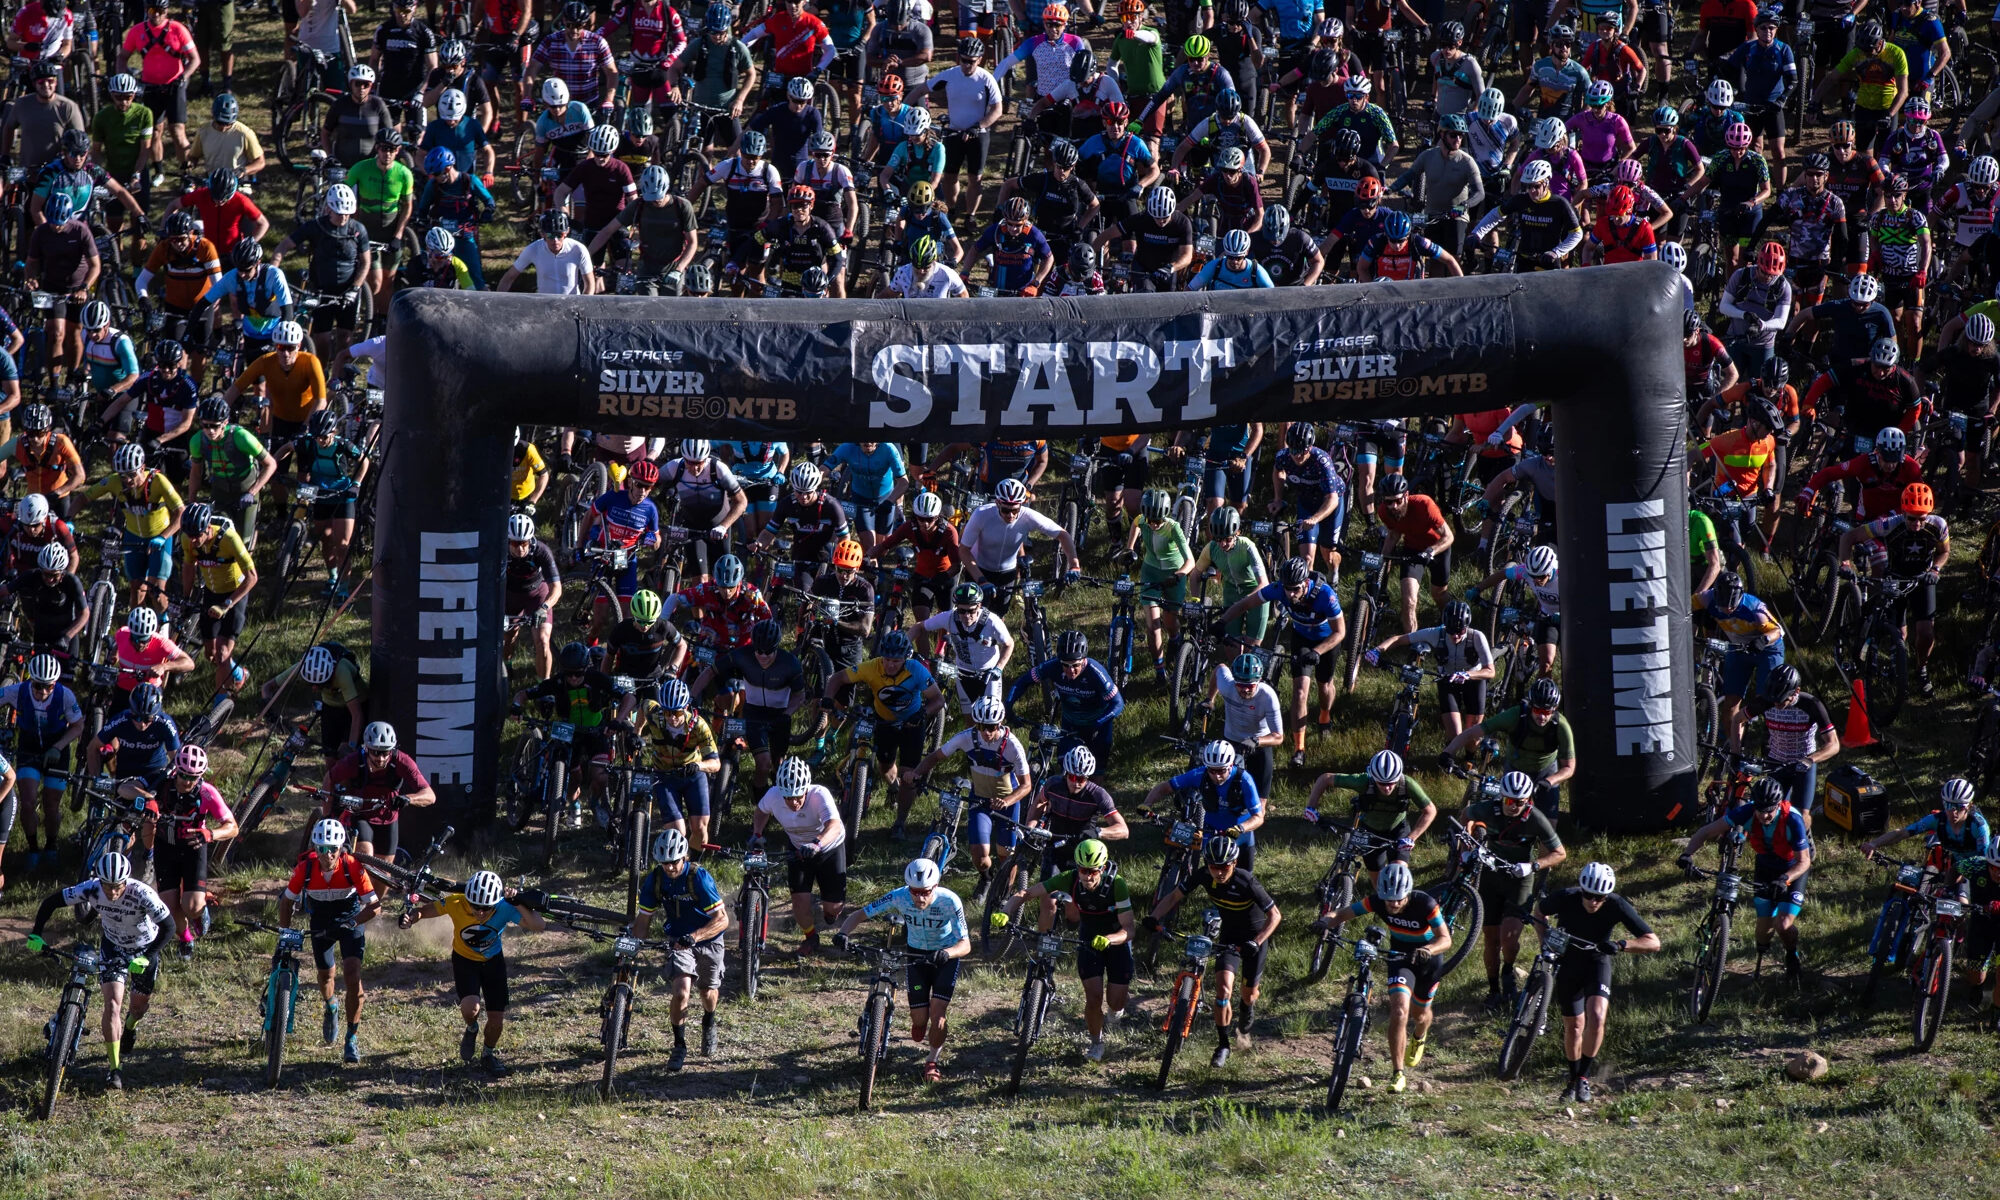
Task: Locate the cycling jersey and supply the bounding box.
[849,656,936,725]
[1345,890,1446,950]
[1077,129,1154,192]
[590,487,660,550]
[936,726,1030,798]
[1007,657,1124,728]
[669,580,771,649]
[642,704,720,770]
[1768,186,1847,264]
[85,469,181,537]
[98,710,182,776]
[1870,203,1929,277]
[1037,775,1118,836]
[1700,427,1775,495]
[1692,589,1784,648]
[1803,450,1923,523]
[1471,193,1583,259]
[1274,446,1341,498]
[58,878,170,953]
[1501,563,1561,617]
[1634,132,1704,195]
[722,645,806,710]
[974,223,1052,292]
[885,137,946,188]
[887,261,969,297]
[959,502,1063,573]
[1728,799,1812,870]
[1882,126,1948,192]
[1707,148,1770,207]
[663,457,743,525]
[708,154,784,230]
[1194,537,1265,601]
[283,852,378,920]
[154,780,232,848]
[519,668,621,729]
[1899,810,1993,857]
[920,608,1011,672]
[441,893,524,961]
[1312,102,1396,164]
[1762,689,1834,763]
[186,524,254,594]
[872,517,960,576]
[1864,511,1949,577]
[1936,182,1998,247]
[1358,234,1445,280]
[1167,762,1261,845]
[1255,577,1343,640]
[756,213,839,276]
[746,8,832,77]
[861,885,969,950]
[635,863,724,937]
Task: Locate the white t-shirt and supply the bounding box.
[510,237,595,294]
[889,261,967,298]
[1212,664,1284,745]
[756,783,846,851]
[960,502,1064,573]
[931,66,1005,131]
[920,607,1012,671]
[344,334,388,387]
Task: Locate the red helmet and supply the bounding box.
[1605,184,1634,218]
[880,73,904,95]
[628,459,661,487]
[1102,100,1130,128]
[1901,481,1934,515]
[1356,176,1384,202]
[788,183,816,208]
[1756,240,1787,275]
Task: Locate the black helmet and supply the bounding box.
[1711,570,1744,612]
[196,395,230,425]
[1528,677,1562,710]
[541,209,571,238]
[1050,138,1079,169]
[1216,89,1241,120]
[59,128,88,157]
[232,238,264,270]
[306,409,338,438]
[1858,18,1883,43]
[1376,472,1411,500]
[163,209,197,238]
[1277,556,1311,588]
[1056,630,1089,662]
[1439,19,1465,45]
[557,641,591,673]
[1684,308,1704,336]
[1764,663,1802,700]
[1284,420,1316,450]
[1802,151,1831,172]
[1203,835,1242,866]
[208,167,239,202]
[1209,506,1240,539]
[1442,599,1471,634]
[1069,52,1096,85]
[1758,356,1789,391]
[1331,128,1363,158]
[19,403,51,433]
[561,0,593,25]
[150,339,185,368]
[1310,48,1337,79]
[1223,0,1249,21]
[1067,240,1095,274]
[1749,776,1786,809]
[377,126,405,149]
[28,60,59,82]
[751,618,783,654]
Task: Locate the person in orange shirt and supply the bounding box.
[1377,473,1455,634]
[1702,359,1803,541]
[1696,399,1779,569]
[135,209,219,379]
[220,319,328,445]
[13,404,84,518]
[1447,406,1522,485]
[1092,432,1150,539]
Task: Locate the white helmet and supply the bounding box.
[349,63,376,83]
[911,490,944,519]
[904,857,942,889]
[541,77,570,107]
[1706,79,1735,107]
[787,74,814,102]
[1848,273,1882,303]
[1062,745,1096,776]
[789,462,823,492]
[1578,861,1617,896]
[1375,860,1413,901]
[324,183,358,215]
[311,818,348,849]
[1477,88,1505,120]
[1200,740,1237,769]
[362,721,398,752]
[95,851,133,885]
[1942,777,1978,806]
[36,542,67,572]
[681,438,711,461]
[273,320,305,346]
[776,756,812,797]
[1875,426,1907,454]
[464,869,505,907]
[1532,117,1565,149]
[127,606,159,641]
[1145,184,1176,219]
[507,512,536,542]
[14,493,48,525]
[650,827,690,863]
[113,442,146,474]
[994,477,1029,505]
[26,653,60,684]
[300,645,337,685]
[971,695,1007,726]
[1972,156,2000,187]
[1658,241,1688,271]
[437,87,467,122]
[1525,545,1559,576]
[1500,770,1536,800]
[1970,313,1998,345]
[1870,337,1901,367]
[1367,749,1404,785]
[1518,159,1553,187]
[588,124,620,155]
[639,164,671,202]
[903,107,932,137]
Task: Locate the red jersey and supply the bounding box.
[284,852,379,914]
[1803,451,1925,522]
[1382,494,1450,551]
[326,749,430,821]
[1684,331,1729,386]
[675,580,774,649]
[1590,214,1657,264]
[873,517,962,578]
[756,10,830,78]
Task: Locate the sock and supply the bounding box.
[1566,1057,1581,1080]
[1316,708,1332,724]
[702,1011,716,1032]
[926,1046,942,1063]
[1579,1054,1597,1080]
[1486,974,1500,992]
[1238,1000,1255,1030]
[108,1041,121,1069]
[673,1023,687,1046]
[799,926,815,939]
[347,1021,360,1037]
[1216,1023,1233,1048]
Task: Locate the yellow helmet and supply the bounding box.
[908,179,935,206]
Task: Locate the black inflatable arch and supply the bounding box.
[375,264,1692,835]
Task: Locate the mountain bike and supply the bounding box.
[1693,636,1733,786]
[265,482,329,617]
[81,528,121,665]
[1168,596,1223,734]
[556,918,666,1098]
[1007,926,1078,1094]
[1054,445,1100,562]
[980,811,1074,958]
[1080,572,1157,688]
[73,775,152,888]
[1015,573,1056,668]
[1369,644,1445,759]
[846,937,916,1111]
[1496,922,1607,1081]
[1421,811,1501,980]
[30,940,118,1118]
[1155,908,1222,1090]
[915,777,972,875]
[830,702,880,840]
[221,700,327,865]
[240,919,308,1087]
[1822,570,1917,729]
[1684,826,1747,1021]
[1139,788,1207,973]
[1325,926,1400,1112]
[1341,550,1421,691]
[1304,821,1401,983]
[735,845,777,1000]
[1859,854,1962,1050]
[502,706,584,868]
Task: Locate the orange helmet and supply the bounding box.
[788,183,816,208]
[1356,176,1384,203]
[1605,184,1634,218]
[1043,2,1069,21]
[880,73,904,95]
[1900,482,1934,515]
[1119,0,1145,17]
[1757,240,1787,275]
[832,538,864,569]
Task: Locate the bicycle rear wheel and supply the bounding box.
[1428,875,1483,979]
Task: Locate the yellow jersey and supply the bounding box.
[642,704,720,771]
[185,521,254,593]
[87,469,183,537]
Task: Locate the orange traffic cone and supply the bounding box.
[1842,679,1877,749]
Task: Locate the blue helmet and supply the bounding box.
[424,146,456,174]
[212,91,239,124]
[1381,209,1413,240]
[705,1,732,29]
[129,682,163,719]
[43,192,74,225]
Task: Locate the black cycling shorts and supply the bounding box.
[453,951,510,1011]
[873,718,928,770]
[1077,940,1135,984]
[311,921,368,969]
[744,704,792,755]
[1399,548,1452,588]
[1388,950,1445,1005]
[1436,676,1487,715]
[906,955,960,1005]
[1284,626,1339,682]
[154,841,210,892]
[784,840,848,903]
[197,590,248,641]
[1214,936,1269,989]
[1554,953,1615,1016]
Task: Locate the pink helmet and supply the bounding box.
[1905,96,1932,122]
[1724,121,1753,150]
[1614,158,1643,186]
[174,744,209,777]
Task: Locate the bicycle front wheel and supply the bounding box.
[39,999,82,1119]
[1156,976,1197,1090]
[1689,908,1731,1022]
[738,887,765,1001]
[1008,974,1046,1094]
[600,983,629,1098]
[858,990,891,1110]
[1325,999,1368,1111]
[1911,933,1953,1051]
[264,966,295,1087]
[1496,965,1551,1080]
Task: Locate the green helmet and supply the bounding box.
[1183,34,1211,58]
[1140,488,1173,522]
[1230,652,1264,683]
[952,580,984,609]
[630,589,663,625]
[1074,838,1109,870]
[911,234,940,266]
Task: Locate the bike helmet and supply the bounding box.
[1524,545,1558,577]
[1578,862,1616,896]
[1056,630,1089,662]
[181,503,217,538]
[126,606,159,641]
[1216,144,1247,173]
[625,588,662,627]
[1062,745,1096,777]
[1376,472,1410,501]
[905,857,942,888]
[557,641,591,674]
[904,108,933,137]
[1500,770,1535,800]
[506,511,536,543]
[1331,128,1364,159]
[1970,314,1997,345]
[1709,569,1744,612]
[1375,860,1413,900]
[1202,834,1241,866]
[14,493,47,527]
[714,554,746,588]
[128,683,162,720]
[36,543,66,573]
[1145,184,1176,219]
[1227,651,1264,684]
[788,183,817,210]
[1343,74,1371,97]
[1209,506,1240,540]
[583,123,618,156]
[681,438,711,462]
[1870,337,1901,367]
[43,192,74,226]
[311,818,347,849]
[1442,598,1471,634]
[26,653,59,684]
[832,538,864,569]
[1050,139,1080,171]
[910,234,940,267]
[1547,21,1574,42]
[1724,121,1754,150]
[951,581,984,611]
[305,409,337,440]
[1277,556,1311,588]
[751,619,783,654]
[971,695,1007,727]
[1530,116,1564,150]
[650,827,690,863]
[1284,420,1317,451]
[995,477,1029,505]
[1220,227,1251,257]
[687,262,714,294]
[1519,159,1553,187]
[1584,79,1614,108]
[1200,740,1237,769]
[1886,172,1911,196]
[878,629,913,659]
[1749,776,1785,810]
[1656,241,1687,272]
[789,461,823,492]
[704,0,732,29]
[464,870,505,907]
[151,339,185,369]
[295,646,337,686]
[912,490,944,519]
[1101,100,1130,129]
[1215,88,1241,121]
[95,851,132,885]
[174,745,208,777]
[1848,272,1882,303]
[348,62,376,84]
[1182,33,1210,58]
[163,209,197,239]
[1706,79,1735,107]
[658,678,691,712]
[626,459,660,488]
[108,72,138,96]
[1263,203,1291,243]
[1367,749,1403,785]
[540,208,571,238]
[1478,88,1506,121]
[1528,676,1562,710]
[1604,184,1635,219]
[362,721,399,752]
[1072,838,1109,871]
[324,183,358,215]
[113,442,146,474]
[1900,481,1934,515]
[440,38,469,66]
[639,164,671,202]
[625,105,653,136]
[1966,157,2000,189]
[787,75,814,103]
[1068,51,1097,87]
[1906,96,1931,122]
[424,224,456,257]
[81,299,113,331]
[741,130,769,158]
[1439,112,1468,137]
[1942,777,1977,807]
[777,756,813,797]
[541,77,570,107]
[1437,18,1464,45]
[1610,159,1643,190]
[1068,240,1095,274]
[1379,210,1412,241]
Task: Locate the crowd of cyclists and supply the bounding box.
[12,0,2000,1116]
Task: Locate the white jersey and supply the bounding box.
[756,783,846,850]
[960,502,1064,573]
[937,726,1032,797]
[1212,665,1284,744]
[920,608,1013,672]
[889,261,968,298]
[1502,563,1562,617]
[61,878,171,953]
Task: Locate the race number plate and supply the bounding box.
[1543,928,1571,956]
[1113,579,1135,596]
[296,485,319,503]
[1038,934,1064,956]
[1715,873,1739,902]
[277,928,304,953]
[1021,581,1044,597]
[855,718,876,739]
[549,722,574,743]
[1184,935,1212,959]
[1897,865,1924,888]
[1036,724,1062,745]
[614,935,642,955]
[631,771,655,791]
[1362,552,1383,571]
[724,717,746,739]
[1168,820,1198,847]
[1935,898,1964,918]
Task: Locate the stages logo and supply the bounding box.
[595,348,797,422]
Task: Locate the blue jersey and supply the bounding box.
[862,885,970,951]
[1077,130,1155,192]
[217,265,295,339]
[5,679,81,751]
[1901,810,1994,858]
[590,488,662,550]
[1726,39,1796,104]
[1275,446,1342,497]
[1189,258,1274,290]
[637,863,726,938]
[898,207,956,255]
[831,442,906,503]
[1260,0,1322,42]
[534,100,596,149]
[1168,764,1263,844]
[1009,657,1125,728]
[974,222,1052,292]
[719,441,789,485]
[99,711,183,776]
[1256,578,1344,640]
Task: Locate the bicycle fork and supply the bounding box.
[263,965,300,1035]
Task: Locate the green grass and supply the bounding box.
[4,11,1999,1198]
